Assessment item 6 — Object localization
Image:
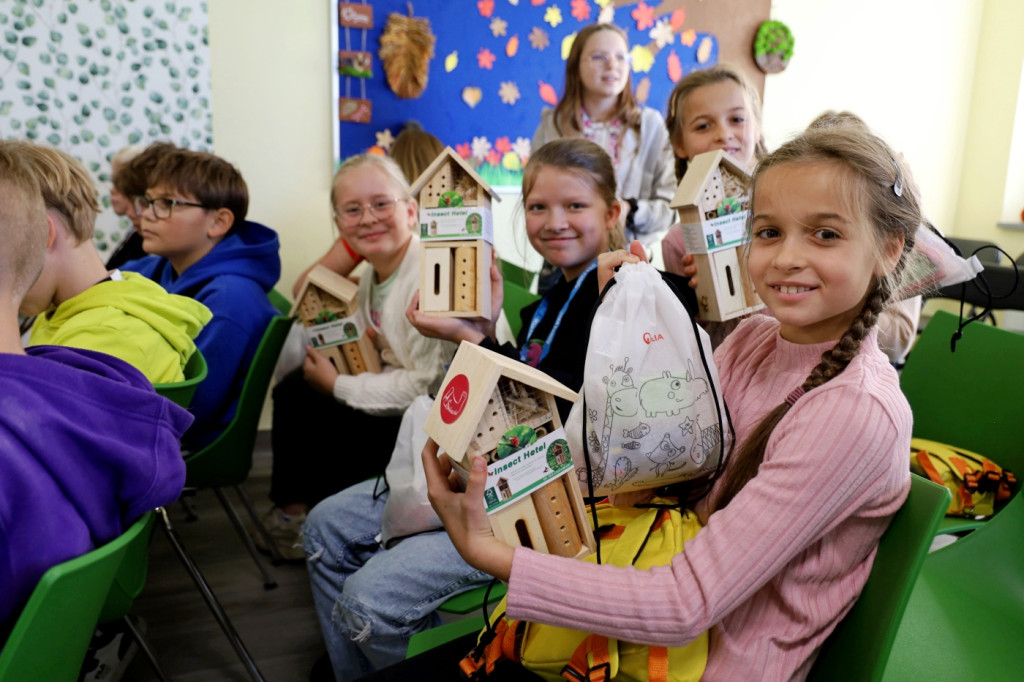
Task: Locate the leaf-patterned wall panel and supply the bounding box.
[0,0,212,254]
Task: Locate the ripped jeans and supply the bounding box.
[303,478,491,681]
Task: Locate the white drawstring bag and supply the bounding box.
[566,261,731,496]
[380,395,441,547]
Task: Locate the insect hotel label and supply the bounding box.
[680,210,749,255]
[419,207,493,244]
[304,313,366,349]
[480,428,574,515]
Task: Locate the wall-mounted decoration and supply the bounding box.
[332,0,769,186]
[753,20,794,74]
[378,5,435,99]
[338,50,372,79]
[0,0,212,255]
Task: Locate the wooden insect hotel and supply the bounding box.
[670,149,764,322]
[291,264,381,375]
[411,146,501,319]
[425,342,596,559]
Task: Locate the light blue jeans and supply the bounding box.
[303,478,491,681]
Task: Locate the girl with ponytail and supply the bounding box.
[423,122,919,681]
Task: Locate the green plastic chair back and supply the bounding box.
[499,259,537,291]
[502,280,540,341]
[807,475,951,682]
[153,349,208,409]
[883,480,1024,681]
[267,288,292,316]
[900,310,1024,533]
[98,512,156,624]
[438,583,507,615]
[184,315,293,489]
[407,616,488,659]
[0,512,153,682]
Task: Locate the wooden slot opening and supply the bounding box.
[514,519,534,549]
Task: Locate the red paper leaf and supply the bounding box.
[667,50,682,82]
[477,0,494,18]
[538,80,558,106]
[670,8,686,31]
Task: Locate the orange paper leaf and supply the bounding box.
[667,50,682,82]
[477,0,494,18]
[506,35,519,57]
[538,80,558,106]
[670,8,685,30]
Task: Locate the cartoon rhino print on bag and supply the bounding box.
[638,360,709,418]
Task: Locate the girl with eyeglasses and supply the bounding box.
[531,23,676,256]
[262,154,457,560]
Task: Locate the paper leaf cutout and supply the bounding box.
[506,34,519,57]
[477,0,495,18]
[455,142,472,159]
[631,2,655,31]
[375,128,395,151]
[544,5,563,27]
[477,47,497,69]
[490,16,508,37]
[508,0,519,5]
[498,81,521,105]
[471,136,492,161]
[630,44,654,73]
[444,51,459,72]
[462,86,483,108]
[570,0,591,22]
[667,50,682,82]
[598,5,614,24]
[531,0,545,5]
[528,26,550,50]
[697,36,713,64]
[650,19,674,48]
[561,31,577,59]
[538,80,559,106]
[594,0,611,6]
[670,8,686,30]
[634,76,650,105]
[680,29,696,47]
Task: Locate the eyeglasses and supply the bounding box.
[334,197,401,226]
[585,52,631,68]
[134,194,208,220]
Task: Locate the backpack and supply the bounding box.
[459,499,707,682]
[909,437,1016,517]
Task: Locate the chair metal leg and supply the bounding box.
[122,615,171,682]
[212,487,279,590]
[155,507,267,682]
[233,483,286,565]
[177,488,199,522]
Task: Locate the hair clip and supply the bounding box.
[785,386,805,407]
[892,160,903,197]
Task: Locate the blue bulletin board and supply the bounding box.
[331,0,756,187]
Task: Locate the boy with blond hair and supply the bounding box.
[12,141,210,383]
[124,148,281,449]
[0,141,190,638]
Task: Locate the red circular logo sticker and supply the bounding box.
[440,373,470,424]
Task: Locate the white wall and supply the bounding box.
[762,0,984,234]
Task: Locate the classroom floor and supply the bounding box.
[122,431,326,682]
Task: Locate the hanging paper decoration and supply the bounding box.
[506,35,519,57]
[528,26,550,50]
[338,2,373,28]
[445,51,459,72]
[631,2,655,31]
[339,97,372,123]
[462,86,483,108]
[570,0,591,22]
[753,20,795,74]
[538,80,558,106]
[477,47,497,69]
[339,1,373,122]
[338,51,373,78]
[378,4,436,99]
[490,16,508,36]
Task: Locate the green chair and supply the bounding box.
[407,617,486,659]
[499,259,537,291]
[900,310,1024,534]
[0,512,153,682]
[806,475,951,682]
[153,349,208,409]
[438,583,507,615]
[182,314,293,585]
[501,279,540,341]
[267,288,292,316]
[882,480,1024,681]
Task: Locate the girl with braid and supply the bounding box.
[422,123,920,681]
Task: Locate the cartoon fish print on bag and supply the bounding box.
[622,422,651,439]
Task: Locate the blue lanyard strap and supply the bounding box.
[519,259,597,367]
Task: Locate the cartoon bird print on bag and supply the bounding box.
[645,432,687,477]
[638,360,709,418]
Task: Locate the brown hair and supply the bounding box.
[0,142,48,296]
[664,63,768,181]
[6,141,100,244]
[711,125,920,511]
[113,141,178,199]
[330,153,412,210]
[522,138,626,251]
[553,23,642,137]
[390,121,444,184]
[148,149,248,224]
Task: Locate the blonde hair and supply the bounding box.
[331,154,412,210]
[6,141,100,244]
[522,138,626,252]
[712,125,920,511]
[110,144,145,174]
[553,23,642,137]
[390,122,443,184]
[664,63,768,181]
[0,142,48,297]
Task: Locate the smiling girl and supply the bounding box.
[424,124,920,681]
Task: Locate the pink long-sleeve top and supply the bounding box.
[507,315,911,681]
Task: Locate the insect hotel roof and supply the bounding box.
[669,149,752,214]
[410,146,502,209]
[289,264,360,319]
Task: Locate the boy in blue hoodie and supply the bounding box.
[0,142,191,640]
[123,149,282,450]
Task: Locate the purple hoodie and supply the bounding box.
[0,345,191,636]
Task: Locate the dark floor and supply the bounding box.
[122,431,325,682]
